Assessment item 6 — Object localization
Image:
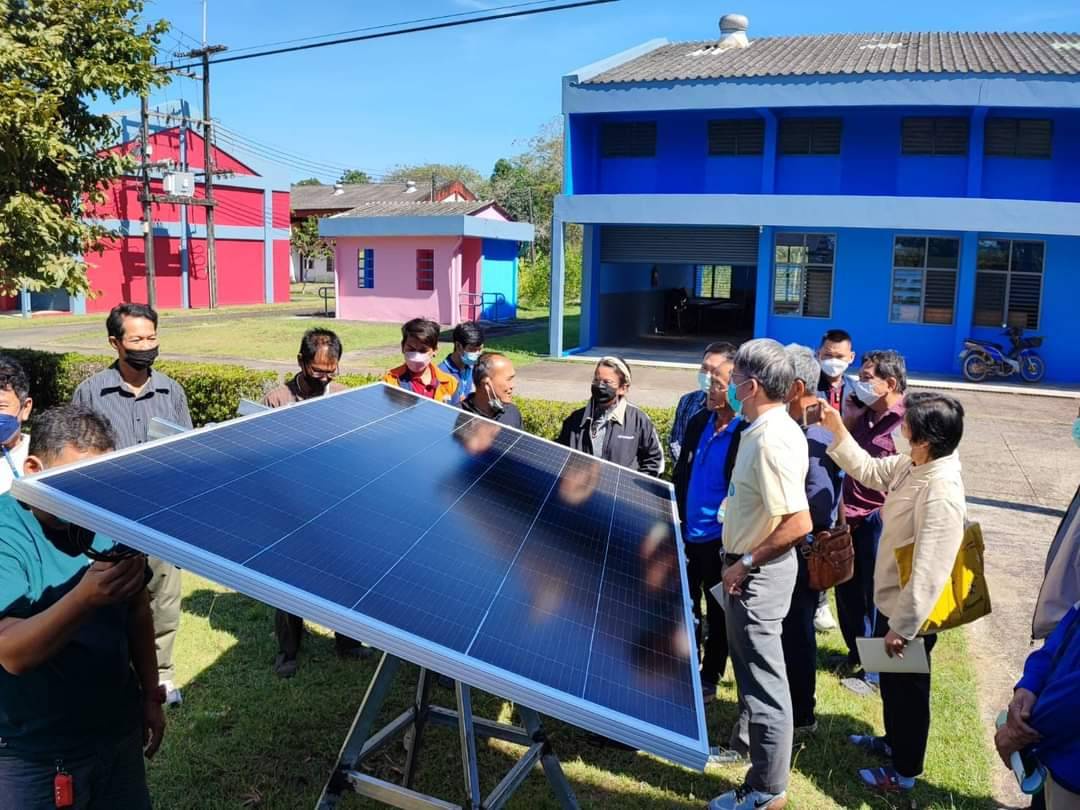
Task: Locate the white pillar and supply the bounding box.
[549,217,565,357]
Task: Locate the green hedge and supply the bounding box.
[1,348,278,427]
[2,349,677,475]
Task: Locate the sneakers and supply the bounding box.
[840,674,880,696]
[160,679,182,706]
[848,734,893,759]
[858,766,915,793]
[813,603,837,632]
[707,745,750,765]
[793,720,818,740]
[273,654,299,679]
[708,786,787,809]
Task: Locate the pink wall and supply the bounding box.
[460,238,483,321]
[334,236,463,324]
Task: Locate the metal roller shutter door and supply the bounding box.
[599,226,759,265]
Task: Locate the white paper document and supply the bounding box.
[855,636,930,675]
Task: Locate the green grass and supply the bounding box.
[149,578,995,809]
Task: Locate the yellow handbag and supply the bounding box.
[894,521,992,635]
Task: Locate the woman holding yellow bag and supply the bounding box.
[817,391,967,796]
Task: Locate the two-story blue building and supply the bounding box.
[549,16,1080,383]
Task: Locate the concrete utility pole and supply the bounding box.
[139,93,157,308]
[179,43,227,308]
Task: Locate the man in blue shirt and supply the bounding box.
[0,405,163,808]
[672,343,743,703]
[438,321,484,406]
[669,342,737,462]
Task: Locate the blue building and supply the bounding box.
[549,17,1080,383]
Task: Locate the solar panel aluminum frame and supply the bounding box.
[11,383,709,771]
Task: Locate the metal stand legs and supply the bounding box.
[316,653,579,810]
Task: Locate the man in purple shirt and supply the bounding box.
[835,350,907,690]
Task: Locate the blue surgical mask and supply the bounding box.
[727,381,745,415]
[697,371,711,393]
[0,414,19,445]
[462,351,482,367]
[1073,416,1080,448]
[852,378,882,406]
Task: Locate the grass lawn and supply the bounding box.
[150,575,995,809]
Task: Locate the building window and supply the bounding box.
[357,248,374,289]
[600,121,657,158]
[778,118,842,155]
[890,236,960,325]
[773,233,835,318]
[984,118,1052,159]
[707,119,764,155]
[416,249,434,291]
[901,117,969,156]
[326,252,334,275]
[695,265,732,299]
[974,239,1044,328]
[303,256,315,271]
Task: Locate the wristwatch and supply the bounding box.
[740,552,754,570]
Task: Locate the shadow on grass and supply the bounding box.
[150,589,995,809]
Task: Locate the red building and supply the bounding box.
[9,119,292,315]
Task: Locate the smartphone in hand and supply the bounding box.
[802,403,822,427]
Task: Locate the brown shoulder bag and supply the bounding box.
[802,497,855,592]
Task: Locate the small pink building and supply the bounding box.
[319,201,534,325]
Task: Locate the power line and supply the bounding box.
[212,125,381,177]
[221,0,574,57]
[161,0,617,71]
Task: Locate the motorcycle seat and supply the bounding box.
[967,338,1003,350]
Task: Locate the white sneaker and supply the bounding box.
[161,680,182,707]
[813,604,837,632]
[708,786,787,809]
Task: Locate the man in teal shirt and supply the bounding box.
[0,405,163,808]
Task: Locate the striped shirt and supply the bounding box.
[72,364,193,449]
[669,389,707,461]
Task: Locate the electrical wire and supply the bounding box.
[163,0,618,71]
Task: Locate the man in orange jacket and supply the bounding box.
[383,318,457,403]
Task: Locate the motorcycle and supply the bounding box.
[960,324,1046,383]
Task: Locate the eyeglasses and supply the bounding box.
[305,366,338,380]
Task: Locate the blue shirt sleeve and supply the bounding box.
[1018,605,1079,696]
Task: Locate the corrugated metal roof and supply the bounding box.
[582,32,1080,84]
[290,182,434,211]
[332,201,497,218]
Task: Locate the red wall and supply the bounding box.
[86,235,185,312]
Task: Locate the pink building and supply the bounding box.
[319,201,534,325]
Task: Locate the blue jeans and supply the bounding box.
[0,728,150,810]
[836,510,882,666]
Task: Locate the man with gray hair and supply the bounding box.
[708,338,812,810]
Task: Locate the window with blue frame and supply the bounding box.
[890,236,960,325]
[357,248,374,289]
[695,265,732,298]
[773,233,835,318]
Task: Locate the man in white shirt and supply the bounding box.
[0,356,33,494]
[708,339,812,810]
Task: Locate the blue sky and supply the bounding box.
[127,0,1080,184]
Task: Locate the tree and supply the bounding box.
[487,119,565,253]
[339,169,370,185]
[290,216,333,283]
[295,177,323,186]
[382,163,487,196]
[0,0,168,296]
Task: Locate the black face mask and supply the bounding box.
[591,381,617,406]
[303,374,329,396]
[123,346,159,371]
[41,520,98,558]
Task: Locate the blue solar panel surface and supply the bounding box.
[25,385,700,741]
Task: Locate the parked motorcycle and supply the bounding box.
[960,325,1046,383]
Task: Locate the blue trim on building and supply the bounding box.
[262,189,274,304]
[555,194,1080,238]
[563,74,1080,115]
[95,219,288,241]
[319,215,535,242]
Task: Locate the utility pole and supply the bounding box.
[179,43,228,308]
[139,93,157,308]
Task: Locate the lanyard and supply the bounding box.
[2,446,20,480]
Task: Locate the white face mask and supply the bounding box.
[852,378,883,406]
[404,351,430,373]
[820,357,850,378]
[892,424,911,455]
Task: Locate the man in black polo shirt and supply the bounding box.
[459,352,522,429]
[0,406,163,808]
[72,303,192,707]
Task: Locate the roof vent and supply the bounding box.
[405,180,418,193]
[717,13,750,49]
[332,182,344,195]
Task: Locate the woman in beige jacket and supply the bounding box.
[818,391,966,796]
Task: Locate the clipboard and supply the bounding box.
[855,636,929,675]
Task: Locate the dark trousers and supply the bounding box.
[0,728,150,810]
[782,548,818,727]
[685,537,728,685]
[874,612,938,778]
[836,510,882,662]
[275,609,361,658]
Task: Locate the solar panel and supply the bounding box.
[11,384,708,769]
